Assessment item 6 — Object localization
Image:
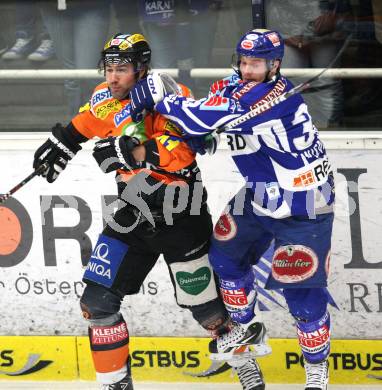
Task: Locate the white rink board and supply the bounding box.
[1,138,382,339]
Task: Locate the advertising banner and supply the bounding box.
[0,145,381,341]
[0,336,381,385]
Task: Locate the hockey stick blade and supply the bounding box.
[183,360,231,378]
[0,162,48,204]
[216,33,353,135]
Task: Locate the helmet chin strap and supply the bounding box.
[264,59,276,82]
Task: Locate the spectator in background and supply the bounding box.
[266,0,353,128]
[139,0,222,94]
[341,0,382,127]
[112,0,141,35]
[39,0,111,118]
[2,1,54,62]
[372,0,382,44]
[0,12,10,56]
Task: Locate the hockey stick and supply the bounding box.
[0,162,48,204]
[215,33,353,135]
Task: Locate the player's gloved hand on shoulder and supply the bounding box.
[130,73,167,122]
[185,133,220,156]
[93,135,140,173]
[33,123,82,183]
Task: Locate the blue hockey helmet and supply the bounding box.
[236,29,284,60]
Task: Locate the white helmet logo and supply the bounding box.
[246,34,259,40]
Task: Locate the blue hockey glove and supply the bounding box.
[130,73,167,122]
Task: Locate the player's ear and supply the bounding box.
[272,59,281,71]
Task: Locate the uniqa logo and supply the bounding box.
[91,243,110,264]
[0,353,52,376]
[86,261,111,279]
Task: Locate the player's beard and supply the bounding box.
[110,86,129,100]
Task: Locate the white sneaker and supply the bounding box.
[2,38,33,60]
[304,359,329,390]
[27,39,55,61]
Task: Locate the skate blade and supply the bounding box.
[210,342,272,362]
[183,360,231,377]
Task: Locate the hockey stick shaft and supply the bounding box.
[0,162,48,204]
[216,34,352,134]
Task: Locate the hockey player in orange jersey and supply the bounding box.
[31,33,241,390]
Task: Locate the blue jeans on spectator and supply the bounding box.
[14,1,50,41]
[40,1,110,117]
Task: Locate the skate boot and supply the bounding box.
[234,358,265,390]
[209,321,271,362]
[101,357,133,390]
[304,359,329,390]
[101,373,133,390]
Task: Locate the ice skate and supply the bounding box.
[101,356,133,390]
[304,359,329,390]
[209,321,271,362]
[234,358,265,390]
[101,372,133,390]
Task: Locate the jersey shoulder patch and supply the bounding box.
[200,96,230,111]
[79,102,91,113]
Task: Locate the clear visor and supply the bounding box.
[100,53,146,73]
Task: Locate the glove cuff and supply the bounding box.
[52,123,83,155]
[48,135,77,159]
[117,136,140,168]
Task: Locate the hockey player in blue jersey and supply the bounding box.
[129,29,334,390]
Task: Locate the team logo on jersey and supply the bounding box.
[200,96,230,111]
[114,106,131,126]
[293,170,315,188]
[95,100,122,120]
[210,78,231,95]
[272,245,318,283]
[249,78,286,112]
[213,213,237,241]
[241,39,254,50]
[91,88,112,107]
[232,81,259,100]
[293,158,331,188]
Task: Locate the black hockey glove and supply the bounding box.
[185,133,220,155]
[92,135,140,173]
[33,123,83,183]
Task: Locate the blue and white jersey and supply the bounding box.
[155,74,335,218]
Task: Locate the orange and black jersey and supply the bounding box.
[71,81,197,186]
